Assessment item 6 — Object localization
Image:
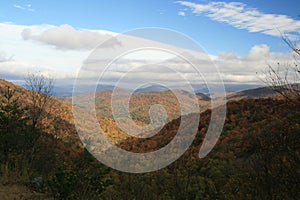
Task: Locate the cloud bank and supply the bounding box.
[80,42,294,87]
[0,23,295,87]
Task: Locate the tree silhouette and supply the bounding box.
[264,36,300,103]
[25,72,55,129]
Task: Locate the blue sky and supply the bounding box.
[0,0,299,86]
[1,0,299,55]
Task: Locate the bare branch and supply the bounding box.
[25,72,55,129]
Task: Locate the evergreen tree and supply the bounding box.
[0,86,28,163]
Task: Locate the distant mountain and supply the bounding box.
[224,84,263,92]
[134,84,169,92]
[196,92,211,101]
[227,86,278,101]
[192,83,262,94]
[51,82,263,97]
[53,84,116,97]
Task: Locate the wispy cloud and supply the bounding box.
[177,1,300,39]
[13,4,35,12]
[156,9,165,15]
[178,11,186,17]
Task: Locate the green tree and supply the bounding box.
[0,86,29,180]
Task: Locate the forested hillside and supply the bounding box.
[66,88,210,126]
[112,98,300,199]
[0,79,299,199]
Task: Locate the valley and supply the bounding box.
[0,78,299,199]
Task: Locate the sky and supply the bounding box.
[0,0,300,88]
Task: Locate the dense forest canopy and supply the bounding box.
[0,77,299,199]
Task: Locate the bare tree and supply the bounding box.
[24,72,55,177]
[25,72,55,129]
[264,37,300,103]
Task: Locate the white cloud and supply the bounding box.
[0,51,14,62]
[0,59,77,82]
[80,41,295,86]
[0,60,43,80]
[214,44,295,84]
[247,44,270,60]
[218,52,239,61]
[13,4,35,12]
[177,1,300,39]
[178,11,186,17]
[0,23,90,81]
[22,24,120,50]
[0,23,295,86]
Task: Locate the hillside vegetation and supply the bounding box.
[66,88,210,125]
[114,98,300,199]
[0,79,299,199]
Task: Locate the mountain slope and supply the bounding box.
[66,89,210,126]
[0,79,76,140]
[227,86,277,100]
[1,79,299,199]
[114,98,300,199]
